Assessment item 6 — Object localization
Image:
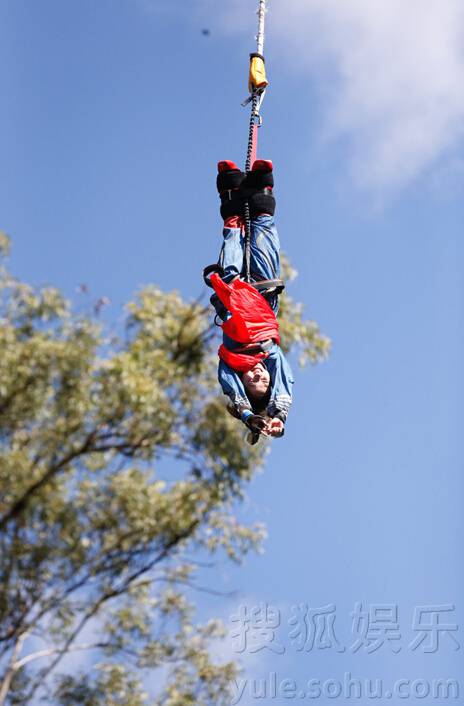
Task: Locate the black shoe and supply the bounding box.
[217,160,245,219]
[240,159,275,217]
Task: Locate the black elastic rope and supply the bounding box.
[243,91,260,283]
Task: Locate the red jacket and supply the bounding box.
[210,273,280,373]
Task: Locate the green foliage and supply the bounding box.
[0,243,329,705]
[0,233,10,258]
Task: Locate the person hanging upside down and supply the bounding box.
[207,158,294,444]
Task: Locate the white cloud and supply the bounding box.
[205,0,464,193]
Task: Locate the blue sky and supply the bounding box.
[2,0,464,703]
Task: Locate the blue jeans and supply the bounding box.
[218,214,280,283]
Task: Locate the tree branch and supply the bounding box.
[0,631,28,706]
[0,433,97,531]
[23,520,202,703]
[13,641,110,671]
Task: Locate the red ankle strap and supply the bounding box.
[218,160,240,173]
[224,215,244,228]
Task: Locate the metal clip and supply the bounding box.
[241,87,266,108]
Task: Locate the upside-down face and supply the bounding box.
[242,362,270,398]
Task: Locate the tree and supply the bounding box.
[0,233,329,705]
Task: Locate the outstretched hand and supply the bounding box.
[265,418,285,437]
[245,415,269,434]
[245,415,285,439]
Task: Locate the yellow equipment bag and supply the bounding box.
[248,52,268,92]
